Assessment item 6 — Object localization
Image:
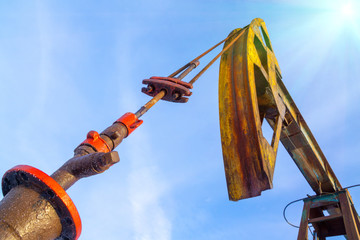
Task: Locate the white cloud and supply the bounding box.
[115,26,173,239]
[128,164,171,240]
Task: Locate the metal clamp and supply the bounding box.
[142,76,193,103]
[80,131,111,153]
[115,112,143,137]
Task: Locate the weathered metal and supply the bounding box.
[74,115,130,156]
[142,77,193,103]
[175,61,200,80]
[278,79,342,195]
[137,30,246,117]
[0,17,355,239]
[0,186,62,240]
[80,130,112,153]
[219,19,282,200]
[115,112,143,137]
[51,152,120,190]
[0,19,234,240]
[137,60,199,117]
[219,18,341,201]
[0,151,120,240]
[189,30,245,85]
[0,113,126,240]
[0,165,81,240]
[298,190,360,239]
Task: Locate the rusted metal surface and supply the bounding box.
[0,17,353,239]
[219,18,341,201]
[137,60,199,117]
[0,108,125,240]
[277,79,341,194]
[137,30,245,117]
[176,60,200,79]
[0,186,62,240]
[0,20,250,240]
[0,152,120,240]
[51,152,120,190]
[298,190,360,239]
[74,118,129,156]
[189,30,245,85]
[219,20,283,200]
[0,165,82,240]
[142,77,193,103]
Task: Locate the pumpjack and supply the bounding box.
[0,18,358,240]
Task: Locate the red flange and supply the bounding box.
[115,112,143,137]
[2,165,82,240]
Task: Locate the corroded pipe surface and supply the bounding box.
[51,151,120,190]
[0,186,62,240]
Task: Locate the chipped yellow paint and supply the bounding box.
[219,18,341,201]
[219,19,282,200]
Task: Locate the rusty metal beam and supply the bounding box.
[219,18,341,201]
[277,73,342,195]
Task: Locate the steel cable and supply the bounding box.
[135,28,246,118]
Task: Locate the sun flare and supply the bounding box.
[340,2,357,20]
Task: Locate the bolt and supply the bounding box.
[65,217,73,225]
[19,172,28,181]
[172,92,180,100]
[87,131,99,140]
[147,85,154,93]
[46,190,55,199]
[111,131,120,140]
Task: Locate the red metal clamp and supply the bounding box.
[2,165,82,240]
[115,112,143,137]
[81,131,111,153]
[142,76,193,103]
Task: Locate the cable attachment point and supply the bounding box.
[142,77,193,103]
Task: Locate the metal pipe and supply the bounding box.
[51,152,120,190]
[135,90,166,118]
[177,61,199,79]
[0,186,62,240]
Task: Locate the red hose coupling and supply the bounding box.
[115,112,143,137]
[81,131,111,153]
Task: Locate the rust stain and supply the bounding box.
[219,18,341,201]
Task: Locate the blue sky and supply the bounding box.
[1,1,360,239]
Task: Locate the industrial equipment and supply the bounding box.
[0,18,358,240]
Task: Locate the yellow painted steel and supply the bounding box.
[219,18,341,201]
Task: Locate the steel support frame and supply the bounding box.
[298,190,360,240]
